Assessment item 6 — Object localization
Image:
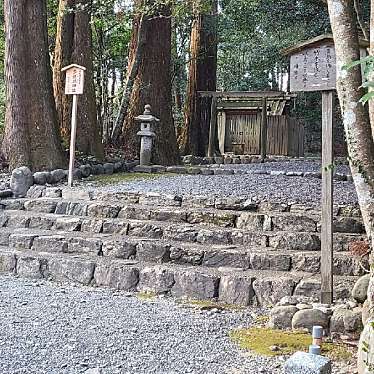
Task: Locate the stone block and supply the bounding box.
[48,257,95,285]
[0,252,16,273]
[293,254,321,273]
[87,203,121,218]
[44,188,62,198]
[169,246,203,265]
[32,235,68,253]
[29,216,55,230]
[102,219,129,234]
[81,218,103,233]
[128,222,163,239]
[196,229,231,245]
[292,309,329,332]
[55,217,82,231]
[11,167,33,198]
[294,279,321,298]
[94,261,139,290]
[164,225,198,242]
[250,253,291,271]
[50,169,66,183]
[33,172,49,185]
[17,256,44,279]
[103,163,114,174]
[269,233,320,251]
[218,275,255,306]
[0,230,11,245]
[201,169,214,175]
[171,269,220,300]
[203,249,249,269]
[271,215,317,232]
[138,193,182,207]
[66,202,88,216]
[1,199,25,210]
[138,266,175,294]
[236,213,265,230]
[333,217,364,234]
[62,188,92,200]
[24,199,57,213]
[151,209,186,223]
[6,215,30,228]
[253,277,296,306]
[26,185,46,199]
[79,165,92,178]
[68,237,102,255]
[102,240,136,259]
[284,352,331,374]
[136,241,171,263]
[269,306,299,329]
[9,233,38,249]
[166,166,187,174]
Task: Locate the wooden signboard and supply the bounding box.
[290,43,336,92]
[61,64,86,188]
[62,64,86,95]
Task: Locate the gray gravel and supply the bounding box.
[93,173,357,206]
[0,275,283,374]
[218,160,351,174]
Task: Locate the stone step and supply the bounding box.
[1,194,364,235]
[0,246,358,306]
[0,227,367,276]
[0,209,365,252]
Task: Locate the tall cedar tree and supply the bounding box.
[121,1,179,165]
[3,0,66,170]
[53,0,104,159]
[180,0,218,156]
[326,0,374,371]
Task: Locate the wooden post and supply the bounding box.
[61,64,86,188]
[260,97,268,161]
[68,94,78,188]
[321,90,334,304]
[208,96,217,157]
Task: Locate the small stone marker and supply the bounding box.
[284,351,332,374]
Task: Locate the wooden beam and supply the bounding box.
[198,91,294,98]
[260,98,268,161]
[208,96,217,158]
[321,90,334,304]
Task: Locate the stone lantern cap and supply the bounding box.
[135,104,160,124]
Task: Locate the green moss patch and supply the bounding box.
[179,299,245,311]
[86,172,164,186]
[136,291,157,301]
[230,327,352,361]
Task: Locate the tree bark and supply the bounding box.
[3,0,66,170]
[53,0,104,159]
[327,1,374,372]
[121,2,180,165]
[180,1,218,156]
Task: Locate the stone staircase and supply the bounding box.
[0,187,367,306]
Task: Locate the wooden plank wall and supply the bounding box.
[225,114,304,156]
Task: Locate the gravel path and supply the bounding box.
[0,275,283,374]
[93,173,357,206]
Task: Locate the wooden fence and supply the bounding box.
[218,113,304,157]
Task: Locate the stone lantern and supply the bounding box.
[135,105,160,166]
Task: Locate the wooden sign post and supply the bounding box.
[284,34,368,303]
[61,64,86,188]
[284,35,339,304]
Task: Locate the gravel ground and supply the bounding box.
[0,275,283,374]
[93,173,358,206]
[216,160,351,175]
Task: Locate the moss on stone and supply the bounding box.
[230,327,352,361]
[136,291,157,301]
[180,299,245,311]
[86,172,164,186]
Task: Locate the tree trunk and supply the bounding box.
[111,11,146,143]
[3,0,66,170]
[369,0,374,137]
[121,3,180,165]
[180,1,218,156]
[53,0,104,159]
[327,1,374,372]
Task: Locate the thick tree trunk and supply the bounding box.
[111,12,146,143]
[53,0,104,159]
[121,3,180,165]
[3,0,66,170]
[327,1,374,372]
[180,1,218,156]
[369,0,374,137]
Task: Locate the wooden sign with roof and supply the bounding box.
[283,34,368,92]
[61,64,86,95]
